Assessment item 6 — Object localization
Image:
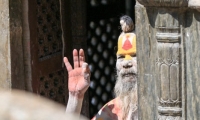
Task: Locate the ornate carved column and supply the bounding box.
[136,0,200,119]
[155,12,184,119]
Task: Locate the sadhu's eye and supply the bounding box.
[131,54,136,57]
[117,55,125,59]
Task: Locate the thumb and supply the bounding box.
[82,62,90,82]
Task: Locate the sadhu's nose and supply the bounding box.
[124,55,132,60]
[123,60,133,68]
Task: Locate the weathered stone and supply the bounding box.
[136,0,200,119]
[0,0,11,89]
[184,10,200,120]
[189,0,200,7]
[189,0,200,12]
[136,4,158,120]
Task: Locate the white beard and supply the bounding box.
[114,70,138,120]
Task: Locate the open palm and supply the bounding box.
[64,49,90,98]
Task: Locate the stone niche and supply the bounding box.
[136,0,200,119]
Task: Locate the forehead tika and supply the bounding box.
[117,33,136,60]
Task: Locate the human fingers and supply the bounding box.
[79,49,85,67]
[63,57,72,72]
[73,49,79,68]
[82,62,90,83]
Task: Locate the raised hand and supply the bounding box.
[64,49,90,98]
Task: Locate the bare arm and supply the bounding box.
[64,49,90,114]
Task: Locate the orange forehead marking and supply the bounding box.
[117,33,136,58]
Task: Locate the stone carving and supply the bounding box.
[156,26,182,119]
[155,11,184,120]
[136,0,200,119]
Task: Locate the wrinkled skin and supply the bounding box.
[64,49,90,98]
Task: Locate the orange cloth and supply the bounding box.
[91,98,123,120]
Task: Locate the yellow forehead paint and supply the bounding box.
[117,33,136,60]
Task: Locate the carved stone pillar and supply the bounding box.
[155,10,184,119]
[136,0,200,119]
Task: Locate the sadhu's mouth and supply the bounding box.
[121,73,136,77]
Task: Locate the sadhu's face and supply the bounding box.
[116,55,137,82]
[116,33,137,82]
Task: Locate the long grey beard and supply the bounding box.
[114,75,138,120]
[114,73,137,97]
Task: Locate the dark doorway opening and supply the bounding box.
[86,0,136,118]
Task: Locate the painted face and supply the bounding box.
[117,33,136,60]
[114,55,137,108]
[116,32,137,82]
[116,56,137,82]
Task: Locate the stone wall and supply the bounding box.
[0,0,11,89]
[136,0,200,119]
[185,9,200,120]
